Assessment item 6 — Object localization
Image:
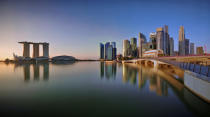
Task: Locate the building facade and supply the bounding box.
[169,37,174,56]
[111,42,117,60]
[107,45,113,60]
[138,33,147,58]
[178,26,185,56]
[100,42,117,60]
[156,27,164,52]
[185,39,189,55]
[130,37,138,57]
[123,40,130,57]
[190,43,195,55]
[196,46,204,55]
[100,43,104,59]
[149,32,157,50]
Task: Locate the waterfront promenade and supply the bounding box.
[123,56,210,103]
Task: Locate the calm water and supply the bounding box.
[0,62,209,117]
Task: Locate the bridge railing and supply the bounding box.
[156,58,210,78]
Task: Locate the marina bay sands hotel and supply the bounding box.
[18,41,49,58]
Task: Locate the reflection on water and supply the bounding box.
[14,63,50,82]
[0,62,209,117]
[99,62,210,117]
[100,62,117,79]
[122,63,168,96]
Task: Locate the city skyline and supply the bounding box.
[0,0,210,60]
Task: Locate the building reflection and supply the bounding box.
[15,63,50,82]
[122,64,137,84]
[23,64,30,81]
[123,64,168,96]
[100,62,104,78]
[100,62,117,79]
[33,64,40,80]
[43,63,49,80]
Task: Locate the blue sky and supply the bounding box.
[0,0,209,59]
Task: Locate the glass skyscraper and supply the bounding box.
[100,43,104,59]
[100,42,117,60]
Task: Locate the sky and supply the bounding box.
[0,0,210,60]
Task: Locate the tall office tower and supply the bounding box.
[178,26,185,56]
[107,45,113,60]
[185,39,189,55]
[138,33,147,58]
[130,37,137,57]
[169,37,174,56]
[163,25,170,55]
[112,48,117,60]
[156,27,164,51]
[123,40,130,57]
[190,43,195,55]
[105,42,110,59]
[149,32,157,49]
[100,43,104,59]
[196,46,204,55]
[111,42,117,60]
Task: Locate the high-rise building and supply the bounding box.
[149,32,157,49]
[163,25,170,55]
[101,42,117,60]
[138,33,147,58]
[112,48,117,60]
[105,42,110,59]
[169,37,174,56]
[156,27,164,52]
[185,39,189,55]
[107,45,113,60]
[123,40,130,57]
[190,43,195,55]
[155,25,171,56]
[196,46,204,55]
[178,26,185,56]
[100,43,104,59]
[130,37,137,57]
[111,42,117,60]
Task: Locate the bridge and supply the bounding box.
[122,58,171,70]
[122,57,210,78]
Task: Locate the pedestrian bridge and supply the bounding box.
[122,59,171,69]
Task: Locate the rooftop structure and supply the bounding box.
[18,41,49,59]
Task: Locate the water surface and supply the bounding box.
[0,62,209,117]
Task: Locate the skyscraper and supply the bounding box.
[107,45,113,60]
[105,42,110,59]
[185,39,189,55]
[101,42,117,60]
[196,46,204,55]
[130,37,137,57]
[163,25,169,55]
[178,26,185,56]
[169,37,174,56]
[123,40,130,57]
[190,43,195,55]
[100,43,104,59]
[138,33,146,58]
[111,42,117,60]
[149,32,157,49]
[156,27,164,51]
